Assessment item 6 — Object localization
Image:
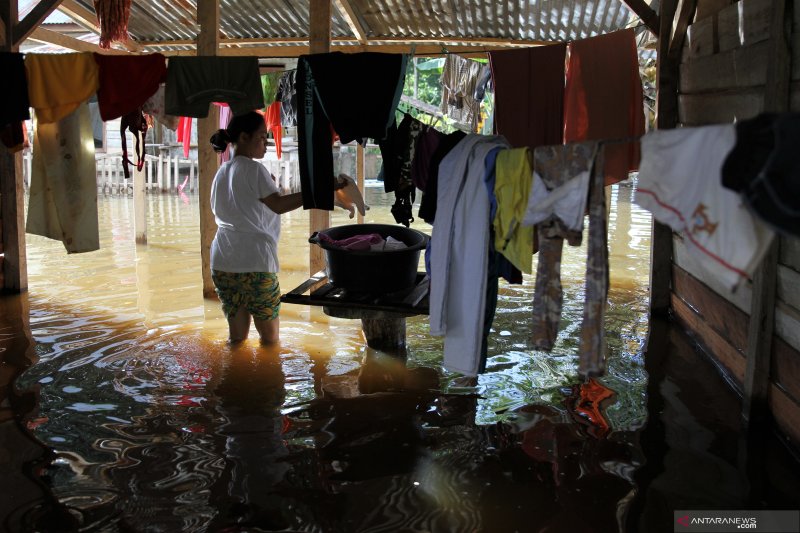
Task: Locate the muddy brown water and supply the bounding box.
[1,182,797,532]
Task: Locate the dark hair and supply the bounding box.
[209,111,265,153]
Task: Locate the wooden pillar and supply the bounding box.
[741,0,791,427]
[308,0,331,275]
[356,143,365,224]
[133,157,147,244]
[0,1,27,293]
[361,317,406,351]
[197,0,220,298]
[649,0,681,316]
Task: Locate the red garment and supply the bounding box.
[563,29,645,186]
[265,101,283,158]
[93,53,167,121]
[176,116,192,158]
[489,43,567,150]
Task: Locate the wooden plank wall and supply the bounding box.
[672,0,800,445]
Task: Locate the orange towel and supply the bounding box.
[26,53,99,124]
[564,29,645,186]
[264,101,282,158]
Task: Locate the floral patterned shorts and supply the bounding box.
[211,270,281,321]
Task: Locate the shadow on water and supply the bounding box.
[0,183,798,532]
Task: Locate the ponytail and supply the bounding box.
[209,129,232,153]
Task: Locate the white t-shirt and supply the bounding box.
[210,156,281,273]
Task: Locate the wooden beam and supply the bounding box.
[197,0,220,299]
[13,0,64,46]
[1,0,17,49]
[56,0,141,52]
[667,0,697,60]
[155,43,519,58]
[621,0,661,36]
[308,0,331,276]
[139,36,551,49]
[649,0,680,316]
[333,0,367,44]
[1,2,26,293]
[26,26,129,54]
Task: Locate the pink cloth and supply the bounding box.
[318,232,384,251]
[216,102,233,162]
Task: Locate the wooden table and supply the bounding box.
[281,271,429,350]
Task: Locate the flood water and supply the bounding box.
[1,181,798,532]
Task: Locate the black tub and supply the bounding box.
[309,224,428,294]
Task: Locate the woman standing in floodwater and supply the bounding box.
[208,111,327,344]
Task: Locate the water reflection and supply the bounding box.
[7,181,658,531]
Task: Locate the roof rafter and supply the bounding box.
[620,0,660,36]
[14,0,64,45]
[333,0,367,44]
[28,25,129,54]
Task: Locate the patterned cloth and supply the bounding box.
[211,271,281,321]
[439,54,488,128]
[529,142,609,379]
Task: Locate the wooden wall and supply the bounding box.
[671,0,800,445]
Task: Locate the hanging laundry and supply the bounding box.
[483,146,523,285]
[1,52,30,150]
[379,113,425,227]
[429,134,510,377]
[721,113,800,238]
[418,130,467,224]
[1,121,26,152]
[176,116,193,158]
[580,147,609,378]
[93,53,166,121]
[333,173,369,219]
[261,71,282,108]
[264,101,283,159]
[275,69,297,127]
[489,43,567,150]
[564,29,645,185]
[411,126,444,192]
[142,83,179,130]
[528,142,598,352]
[296,52,407,210]
[635,125,775,291]
[439,54,488,128]
[494,147,535,274]
[165,56,264,118]
[94,0,132,49]
[120,107,148,180]
[27,103,99,253]
[25,52,99,124]
[217,103,233,163]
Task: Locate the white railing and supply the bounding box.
[21,147,199,196]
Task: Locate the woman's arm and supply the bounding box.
[260,192,303,214]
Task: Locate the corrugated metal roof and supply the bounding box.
[23,0,646,52]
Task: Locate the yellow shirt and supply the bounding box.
[494,147,534,274]
[26,52,99,124]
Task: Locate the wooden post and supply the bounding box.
[362,317,406,351]
[309,0,332,275]
[197,0,220,298]
[741,0,791,426]
[356,143,365,224]
[0,2,28,293]
[133,156,147,244]
[649,0,681,316]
